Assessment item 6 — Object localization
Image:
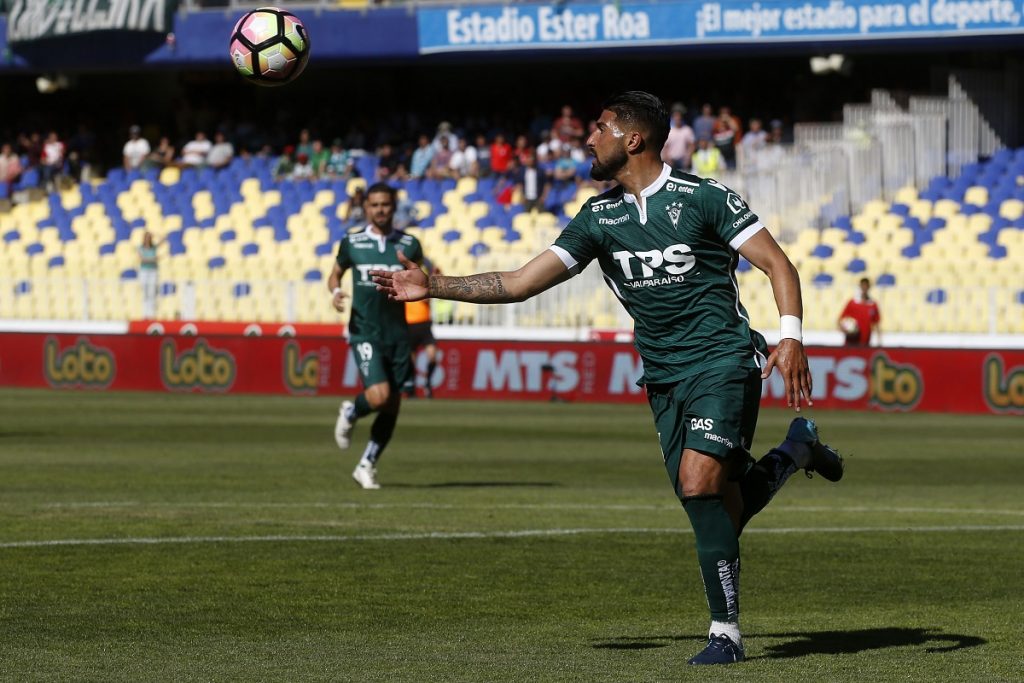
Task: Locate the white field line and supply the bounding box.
[2,525,1024,550]
[27,501,1024,517]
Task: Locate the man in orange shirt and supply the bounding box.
[838,277,881,346]
[404,262,441,398]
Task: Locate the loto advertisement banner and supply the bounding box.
[0,333,1021,415]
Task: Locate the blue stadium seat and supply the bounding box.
[48,255,65,269]
[925,288,947,304]
[442,230,461,243]
[876,273,897,287]
[846,258,867,273]
[812,273,833,287]
[25,242,44,256]
[233,282,251,297]
[160,282,177,296]
[736,258,752,273]
[208,256,226,270]
[120,269,138,280]
[3,229,19,243]
[315,242,334,256]
[220,230,237,243]
[304,269,321,282]
[889,203,910,216]
[832,215,852,231]
[15,280,31,295]
[99,243,117,256]
[241,242,259,257]
[810,244,833,258]
[468,242,489,257]
[846,231,867,244]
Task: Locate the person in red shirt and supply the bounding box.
[489,133,512,174]
[838,277,881,346]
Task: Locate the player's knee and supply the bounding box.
[365,384,391,409]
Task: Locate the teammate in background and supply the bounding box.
[404,260,442,399]
[327,182,424,490]
[372,92,843,666]
[138,231,160,319]
[838,277,881,346]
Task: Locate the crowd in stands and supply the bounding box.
[1,101,787,214]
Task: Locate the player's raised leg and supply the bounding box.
[734,417,844,532]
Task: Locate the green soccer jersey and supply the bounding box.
[552,164,769,385]
[336,225,423,342]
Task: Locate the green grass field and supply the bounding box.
[1,388,1022,682]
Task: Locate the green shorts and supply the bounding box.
[349,337,413,391]
[646,365,762,498]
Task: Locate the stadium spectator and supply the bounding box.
[122,125,150,171]
[474,134,493,177]
[296,128,313,160]
[272,145,295,181]
[292,152,314,180]
[693,103,716,142]
[409,134,434,179]
[0,143,23,196]
[138,231,159,319]
[838,277,881,346]
[449,137,478,178]
[489,133,513,175]
[691,138,725,177]
[206,131,234,170]
[661,104,695,172]
[181,131,212,167]
[374,142,405,181]
[373,90,843,667]
[515,151,549,213]
[513,134,533,165]
[343,186,366,228]
[309,138,330,177]
[18,132,42,171]
[326,138,356,180]
[551,104,584,146]
[740,118,767,169]
[146,136,176,171]
[40,131,65,190]
[328,182,425,490]
[431,121,459,153]
[427,135,454,179]
[712,106,742,168]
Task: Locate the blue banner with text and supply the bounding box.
[417,0,1024,53]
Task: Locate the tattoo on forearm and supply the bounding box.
[429,273,509,303]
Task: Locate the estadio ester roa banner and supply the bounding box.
[1,332,1022,415]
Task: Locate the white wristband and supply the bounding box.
[780,315,802,342]
[331,287,343,297]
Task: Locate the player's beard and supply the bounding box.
[589,146,628,182]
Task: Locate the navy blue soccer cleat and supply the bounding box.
[786,417,844,482]
[687,634,745,665]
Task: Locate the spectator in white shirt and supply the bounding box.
[123,125,151,171]
[661,105,695,172]
[206,131,234,170]
[181,131,212,167]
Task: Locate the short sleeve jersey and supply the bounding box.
[336,225,423,342]
[552,164,769,385]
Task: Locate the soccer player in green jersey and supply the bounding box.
[327,182,424,490]
[371,92,843,665]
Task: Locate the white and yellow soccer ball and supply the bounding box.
[839,316,859,335]
[229,7,310,87]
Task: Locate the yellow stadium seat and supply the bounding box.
[159,167,180,186]
[894,186,918,204]
[999,199,1024,221]
[963,186,988,206]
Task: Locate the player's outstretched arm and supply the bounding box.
[373,250,570,304]
[738,230,813,411]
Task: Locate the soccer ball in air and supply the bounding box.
[839,316,860,335]
[229,7,310,87]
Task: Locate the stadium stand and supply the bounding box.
[1,140,1022,335]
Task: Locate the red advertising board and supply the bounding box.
[1,333,1022,415]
